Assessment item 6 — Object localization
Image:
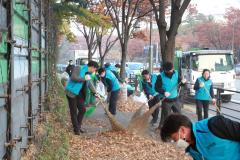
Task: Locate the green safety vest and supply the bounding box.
[84,73,98,117]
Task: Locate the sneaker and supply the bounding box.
[79,128,86,133]
[74,131,80,135]
[150,119,157,126]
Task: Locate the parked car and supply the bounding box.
[56,64,67,73]
[126,62,144,77]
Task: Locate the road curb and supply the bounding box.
[183,103,215,118]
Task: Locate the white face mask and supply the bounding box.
[176,129,189,149]
[100,73,105,78]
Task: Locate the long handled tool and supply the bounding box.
[199,81,221,114]
[89,80,126,131]
[128,82,183,133]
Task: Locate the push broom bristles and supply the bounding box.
[127,101,162,134]
[98,99,126,131]
[92,81,161,133]
[97,96,161,133]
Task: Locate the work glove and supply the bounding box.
[164,92,171,97]
[94,93,102,100]
[149,95,154,100]
[181,78,187,84]
[199,82,204,88]
[85,74,91,81]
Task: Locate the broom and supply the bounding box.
[84,101,100,118]
[128,82,183,133]
[199,81,221,114]
[89,81,126,131]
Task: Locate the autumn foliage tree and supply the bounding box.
[92,1,119,66]
[128,30,149,61]
[73,3,112,61]
[225,7,240,58]
[176,6,240,61]
[149,0,191,63]
[104,0,152,79]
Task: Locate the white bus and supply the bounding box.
[179,50,236,102]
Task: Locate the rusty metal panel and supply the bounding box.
[1,0,48,159]
[11,51,29,160]
[32,85,39,132]
[0,5,7,29]
[11,93,29,159]
[0,3,8,159]
[41,57,46,96]
[0,106,7,159]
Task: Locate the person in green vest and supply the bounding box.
[82,72,99,117]
[160,113,240,160]
[105,63,124,83]
[194,69,216,121]
[155,62,186,129]
[141,70,162,126]
[98,68,120,115]
[65,61,99,135]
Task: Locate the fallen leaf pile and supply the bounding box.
[84,118,109,129]
[69,131,192,160]
[117,97,148,112]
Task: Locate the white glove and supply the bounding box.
[85,75,91,81]
[212,98,216,105]
[149,95,154,100]
[181,78,187,84]
[199,82,204,88]
[164,92,171,97]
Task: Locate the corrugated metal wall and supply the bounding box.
[0,0,48,159]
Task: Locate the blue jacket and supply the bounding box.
[141,74,158,98]
[65,65,88,95]
[195,77,213,100]
[103,70,120,92]
[188,119,240,160]
[160,71,178,99]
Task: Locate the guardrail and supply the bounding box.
[180,83,240,122]
[128,74,240,121]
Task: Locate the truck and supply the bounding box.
[177,50,236,102]
[74,50,100,65]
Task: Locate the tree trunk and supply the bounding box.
[163,37,175,62]
[120,43,127,80]
[88,50,92,61]
[158,26,167,63]
[100,57,105,67]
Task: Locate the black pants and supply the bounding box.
[109,89,120,115]
[66,94,86,133]
[148,96,160,123]
[196,100,209,121]
[159,99,181,128]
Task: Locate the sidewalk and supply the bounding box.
[81,101,200,138]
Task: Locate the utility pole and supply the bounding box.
[232,19,237,62]
[232,19,236,52]
[148,13,153,73]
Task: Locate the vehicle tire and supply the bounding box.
[221,95,232,103]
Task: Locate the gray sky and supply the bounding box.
[192,0,240,16]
